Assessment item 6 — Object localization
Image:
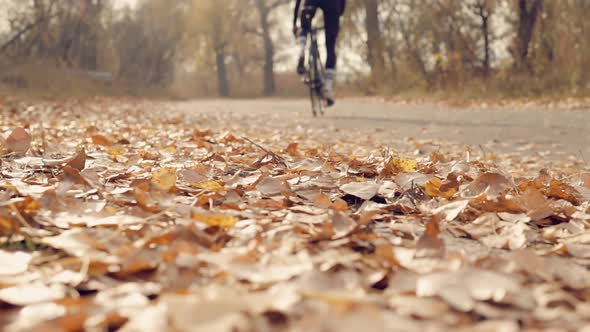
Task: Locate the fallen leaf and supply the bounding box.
[0,283,67,306]
[7,302,68,331]
[424,177,457,199]
[91,134,113,146]
[431,200,469,221]
[285,143,300,157]
[66,148,87,171]
[462,173,512,199]
[152,167,177,191]
[332,212,357,239]
[0,250,32,276]
[192,180,223,191]
[545,180,582,205]
[256,176,291,196]
[416,269,523,312]
[5,128,31,154]
[382,158,418,177]
[107,145,126,156]
[192,211,237,228]
[85,214,145,227]
[519,187,553,221]
[340,182,380,200]
[416,215,445,258]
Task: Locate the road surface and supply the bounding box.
[170,98,589,162]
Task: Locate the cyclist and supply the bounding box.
[294,0,346,106]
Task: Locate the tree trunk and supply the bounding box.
[516,0,543,71]
[363,0,385,88]
[483,15,490,77]
[78,0,102,70]
[476,4,491,78]
[255,0,276,96]
[215,47,230,97]
[33,0,48,55]
[385,45,397,90]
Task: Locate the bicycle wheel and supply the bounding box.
[306,66,318,117]
[308,42,323,117]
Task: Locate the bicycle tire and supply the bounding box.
[306,63,318,117]
[308,41,324,116]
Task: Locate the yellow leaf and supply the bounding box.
[192,180,223,191]
[152,167,177,191]
[107,146,126,156]
[424,177,457,199]
[392,158,418,173]
[382,158,418,177]
[191,212,236,228]
[161,146,177,154]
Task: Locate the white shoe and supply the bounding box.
[323,78,335,106]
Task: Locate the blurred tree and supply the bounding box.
[112,0,185,85]
[253,0,289,96]
[514,0,543,71]
[363,0,385,88]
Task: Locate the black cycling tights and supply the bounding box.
[300,0,341,70]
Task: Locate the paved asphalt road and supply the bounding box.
[173,98,589,159]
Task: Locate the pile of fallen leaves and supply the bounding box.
[1,99,590,332]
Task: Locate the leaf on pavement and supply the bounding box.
[425,177,457,199]
[382,158,418,177]
[256,176,291,196]
[5,128,31,154]
[416,215,445,258]
[66,148,87,171]
[191,180,223,191]
[432,200,469,222]
[0,251,32,276]
[91,134,113,147]
[545,179,582,205]
[462,173,512,199]
[340,181,380,200]
[151,167,177,191]
[0,283,67,306]
[192,211,237,228]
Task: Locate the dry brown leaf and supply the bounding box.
[91,134,113,146]
[151,167,177,191]
[545,179,582,205]
[0,283,67,306]
[314,193,332,208]
[0,250,32,276]
[256,176,291,196]
[5,127,32,154]
[519,187,553,221]
[462,173,512,199]
[416,215,445,258]
[66,148,87,171]
[340,181,380,200]
[1,99,589,332]
[285,143,301,156]
[424,177,457,199]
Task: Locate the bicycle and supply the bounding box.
[301,26,329,117]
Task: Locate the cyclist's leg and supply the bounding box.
[297,0,318,74]
[322,2,341,103]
